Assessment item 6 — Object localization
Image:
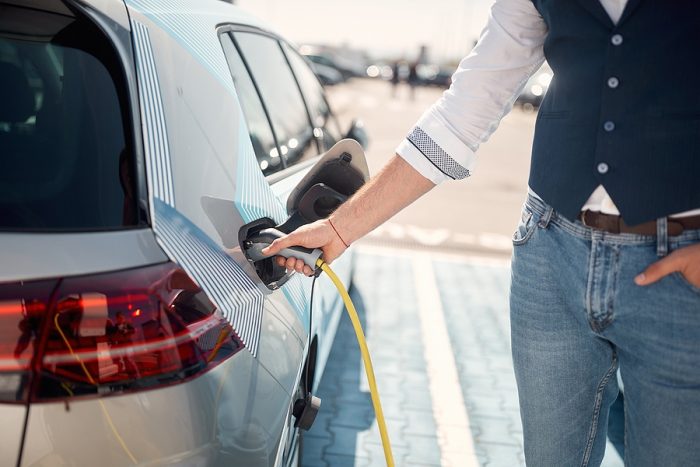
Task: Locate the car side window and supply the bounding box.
[233,31,319,168]
[220,33,282,175]
[282,43,342,151]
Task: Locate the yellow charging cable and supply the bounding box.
[316,258,395,467]
[53,313,139,464]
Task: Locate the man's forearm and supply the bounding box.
[261,154,435,270]
[329,154,435,244]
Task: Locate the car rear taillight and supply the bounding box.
[0,280,54,402]
[0,263,243,403]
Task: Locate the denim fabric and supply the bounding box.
[510,195,700,467]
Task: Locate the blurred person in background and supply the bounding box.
[264,1,700,466]
[390,60,400,98]
[407,61,419,101]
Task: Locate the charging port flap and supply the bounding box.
[285,139,368,222]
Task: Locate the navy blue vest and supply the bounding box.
[528,0,700,225]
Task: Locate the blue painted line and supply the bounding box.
[127,1,288,226]
[131,17,265,356]
[155,199,264,356]
[126,0,236,96]
[131,20,174,206]
[129,11,310,352]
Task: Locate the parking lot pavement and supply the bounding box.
[302,247,624,467]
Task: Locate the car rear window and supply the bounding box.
[0,3,137,231]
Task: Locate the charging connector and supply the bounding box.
[240,222,323,288]
[244,228,323,270]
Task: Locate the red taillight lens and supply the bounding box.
[0,280,54,402]
[0,263,242,402]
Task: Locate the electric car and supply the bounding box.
[0,0,368,465]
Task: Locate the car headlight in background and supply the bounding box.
[537,72,552,86]
[530,84,544,96]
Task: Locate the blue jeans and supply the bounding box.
[510,195,700,467]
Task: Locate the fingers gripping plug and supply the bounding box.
[244,228,324,274]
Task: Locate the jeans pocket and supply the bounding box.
[671,271,700,296]
[512,206,537,246]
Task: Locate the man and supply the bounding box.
[263,1,700,465]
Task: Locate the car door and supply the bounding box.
[219,28,359,393]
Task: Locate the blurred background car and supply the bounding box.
[309,61,344,86]
[299,45,368,81]
[416,64,452,88]
[0,0,367,466]
[365,61,452,88]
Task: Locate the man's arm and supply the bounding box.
[262,155,434,275]
[263,0,547,273]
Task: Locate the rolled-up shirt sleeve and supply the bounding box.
[396,0,547,184]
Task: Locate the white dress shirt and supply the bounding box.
[396,0,700,219]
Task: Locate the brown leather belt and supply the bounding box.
[579,210,700,236]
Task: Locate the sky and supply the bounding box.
[236,0,494,63]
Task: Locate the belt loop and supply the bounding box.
[656,217,668,257]
[538,206,555,229]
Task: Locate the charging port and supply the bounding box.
[239,218,290,290]
[240,219,324,289]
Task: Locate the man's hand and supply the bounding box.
[635,243,700,288]
[261,219,347,276]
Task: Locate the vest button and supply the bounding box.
[597,162,610,174]
[603,121,615,132]
[607,76,619,88]
[611,34,623,46]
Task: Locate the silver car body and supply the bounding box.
[0,0,353,465]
